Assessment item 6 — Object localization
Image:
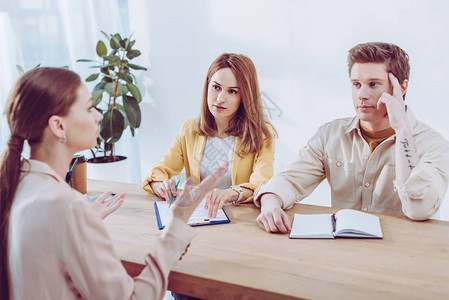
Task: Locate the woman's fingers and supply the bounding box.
[190,163,229,204]
[207,191,219,218]
[97,191,113,203]
[210,192,225,218]
[204,191,212,210]
[168,179,177,197]
[106,193,125,214]
[160,180,174,202]
[91,192,126,219]
[171,164,227,223]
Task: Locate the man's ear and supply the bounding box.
[400,79,409,97]
[47,115,66,140]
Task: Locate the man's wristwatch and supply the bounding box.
[230,185,244,204]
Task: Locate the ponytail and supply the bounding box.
[0,136,25,299]
[1,67,80,299]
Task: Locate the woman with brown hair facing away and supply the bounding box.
[143,53,276,218]
[0,67,228,299]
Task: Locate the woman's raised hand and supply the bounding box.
[90,192,126,219]
[171,163,228,223]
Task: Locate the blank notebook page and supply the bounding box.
[290,213,334,238]
[335,209,382,237]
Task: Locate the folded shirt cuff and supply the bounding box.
[254,179,297,209]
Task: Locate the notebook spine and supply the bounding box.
[331,214,336,234]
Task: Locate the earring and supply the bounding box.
[60,135,67,143]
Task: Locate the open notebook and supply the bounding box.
[154,199,230,230]
[289,209,383,239]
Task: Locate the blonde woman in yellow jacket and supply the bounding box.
[143,53,276,218]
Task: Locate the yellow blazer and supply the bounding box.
[142,118,275,203]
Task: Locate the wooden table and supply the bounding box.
[89,180,449,300]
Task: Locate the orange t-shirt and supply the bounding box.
[359,122,395,153]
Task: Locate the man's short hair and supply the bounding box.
[347,42,410,84]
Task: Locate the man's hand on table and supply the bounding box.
[257,193,291,234]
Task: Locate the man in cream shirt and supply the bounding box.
[255,42,449,233]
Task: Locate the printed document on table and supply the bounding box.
[154,199,230,229]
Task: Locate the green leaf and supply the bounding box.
[127,63,147,71]
[118,72,133,84]
[120,38,129,49]
[100,67,111,75]
[100,109,125,144]
[125,38,130,50]
[110,36,120,50]
[113,33,123,43]
[92,90,104,106]
[90,64,114,69]
[100,31,111,41]
[86,73,100,82]
[126,83,142,103]
[93,81,107,92]
[126,36,134,51]
[76,59,96,62]
[103,55,120,64]
[105,83,115,96]
[130,126,135,137]
[123,95,142,128]
[96,40,107,57]
[110,109,125,143]
[123,117,129,131]
[116,83,128,97]
[104,82,128,97]
[16,65,25,75]
[115,103,125,113]
[126,49,141,59]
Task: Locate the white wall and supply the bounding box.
[129,0,449,219]
[2,0,448,218]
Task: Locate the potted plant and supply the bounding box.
[77,31,147,164]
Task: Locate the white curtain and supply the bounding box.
[0,0,142,184]
[0,12,22,152]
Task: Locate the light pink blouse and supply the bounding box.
[8,159,196,299]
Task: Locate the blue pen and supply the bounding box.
[168,180,180,207]
[65,158,78,183]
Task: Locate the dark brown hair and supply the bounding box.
[197,53,275,155]
[0,67,81,298]
[347,42,410,84]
